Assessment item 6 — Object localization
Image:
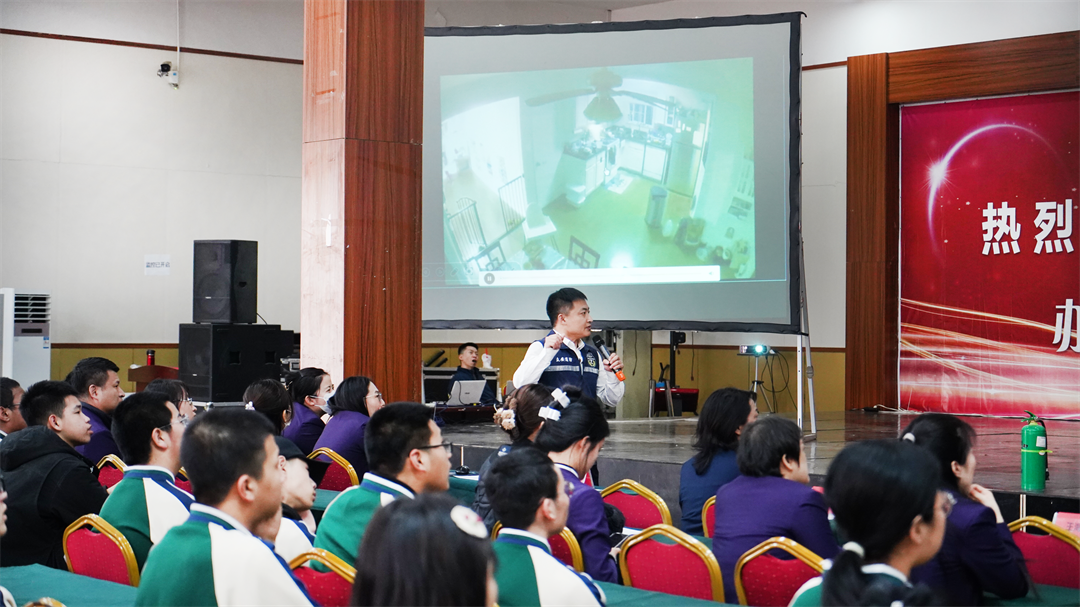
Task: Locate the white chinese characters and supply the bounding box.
[1053,299,1080,353]
[1034,200,1075,254]
[982,202,1021,255]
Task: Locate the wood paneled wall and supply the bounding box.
[846,31,1080,410]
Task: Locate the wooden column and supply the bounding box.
[301,0,424,401]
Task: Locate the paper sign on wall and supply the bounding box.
[145,254,171,276]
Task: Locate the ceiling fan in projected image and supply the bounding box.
[524,68,674,123]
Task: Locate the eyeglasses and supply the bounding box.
[416,441,453,456]
[939,491,957,518]
[366,391,384,401]
[157,413,190,432]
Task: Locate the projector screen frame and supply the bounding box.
[424,13,805,334]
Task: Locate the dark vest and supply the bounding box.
[535,331,600,399]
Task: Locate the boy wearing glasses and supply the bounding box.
[314,402,452,568]
[100,391,194,569]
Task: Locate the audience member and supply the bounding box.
[0,491,17,607]
[66,357,125,463]
[282,367,332,454]
[145,378,196,420]
[312,375,385,473]
[351,493,496,607]
[712,415,839,600]
[534,397,618,583]
[136,408,313,606]
[448,342,497,404]
[679,387,758,535]
[904,413,1029,604]
[245,379,292,435]
[0,377,26,441]
[485,447,606,606]
[315,402,451,567]
[99,391,194,569]
[272,435,329,563]
[0,380,109,568]
[473,383,554,528]
[790,440,946,606]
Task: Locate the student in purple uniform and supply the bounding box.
[534,395,618,583]
[66,357,125,463]
[282,367,332,454]
[905,413,1029,605]
[244,379,292,435]
[711,415,840,601]
[312,376,385,474]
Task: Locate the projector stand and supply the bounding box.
[750,355,775,414]
[796,232,818,442]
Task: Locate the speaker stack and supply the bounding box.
[180,240,293,403]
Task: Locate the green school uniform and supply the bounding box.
[789,563,910,606]
[494,529,606,607]
[135,504,314,607]
[312,473,414,567]
[98,466,194,569]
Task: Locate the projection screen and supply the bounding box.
[423,14,803,332]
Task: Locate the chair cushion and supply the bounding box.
[1012,531,1080,588]
[292,566,352,607]
[624,535,715,601]
[66,528,133,586]
[740,553,819,607]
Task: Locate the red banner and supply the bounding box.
[899,92,1079,418]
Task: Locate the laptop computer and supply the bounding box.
[446,380,487,406]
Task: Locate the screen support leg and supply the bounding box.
[797,232,818,442]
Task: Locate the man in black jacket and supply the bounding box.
[0,380,109,568]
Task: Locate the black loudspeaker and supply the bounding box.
[193,240,257,324]
[179,323,293,402]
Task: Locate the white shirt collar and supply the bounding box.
[498,528,552,552]
[190,503,252,536]
[126,464,176,481]
[861,563,911,585]
[362,472,416,498]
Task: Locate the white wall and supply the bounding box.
[0,34,303,342]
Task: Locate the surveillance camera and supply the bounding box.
[157,62,172,77]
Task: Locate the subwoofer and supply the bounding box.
[179,323,293,402]
[192,240,257,324]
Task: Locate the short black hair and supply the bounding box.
[0,377,18,411]
[457,342,479,355]
[181,408,274,506]
[328,375,374,416]
[243,379,291,435]
[737,416,802,477]
[533,397,609,453]
[145,378,189,405]
[485,447,559,530]
[112,392,174,466]
[546,288,587,326]
[364,402,434,478]
[66,357,120,397]
[901,413,977,491]
[20,380,79,427]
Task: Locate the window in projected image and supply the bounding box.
[439,58,755,288]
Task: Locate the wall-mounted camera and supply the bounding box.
[156,61,179,88]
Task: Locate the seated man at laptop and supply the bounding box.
[448,342,496,404]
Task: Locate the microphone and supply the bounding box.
[592,335,625,382]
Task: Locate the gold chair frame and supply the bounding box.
[702,495,716,536]
[491,521,585,572]
[600,479,673,526]
[288,548,357,584]
[308,447,360,487]
[62,514,141,587]
[734,536,825,606]
[618,524,724,603]
[96,454,127,472]
[1008,516,1080,550]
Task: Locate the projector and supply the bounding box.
[739,345,774,356]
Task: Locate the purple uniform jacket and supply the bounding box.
[283,403,325,455]
[312,410,370,475]
[712,474,840,601]
[910,487,1028,605]
[557,463,618,583]
[75,403,120,465]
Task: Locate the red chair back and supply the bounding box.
[739,553,819,606]
[601,480,672,529]
[63,515,140,586]
[1012,530,1080,588]
[703,497,716,537]
[619,525,723,602]
[98,466,125,489]
[549,528,585,572]
[309,448,359,492]
[292,566,352,606]
[175,478,193,493]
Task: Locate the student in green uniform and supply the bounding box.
[313,402,452,567]
[789,440,948,607]
[136,408,313,607]
[486,447,606,607]
[352,493,496,607]
[99,391,193,569]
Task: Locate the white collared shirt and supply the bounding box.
[513,331,625,408]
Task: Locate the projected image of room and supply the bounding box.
[439,59,755,288]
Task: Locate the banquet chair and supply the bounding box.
[309,447,359,491]
[618,524,724,602]
[63,514,140,586]
[1009,516,1080,588]
[735,536,825,606]
[702,495,716,537]
[289,549,356,607]
[492,522,585,572]
[96,454,127,489]
[601,479,672,528]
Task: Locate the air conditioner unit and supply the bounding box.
[0,288,52,386]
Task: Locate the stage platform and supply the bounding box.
[442,410,1079,526]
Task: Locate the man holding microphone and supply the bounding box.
[513,288,625,409]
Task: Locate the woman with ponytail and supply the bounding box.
[789,440,947,606]
[472,383,554,529]
[282,367,333,454]
[534,395,616,583]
